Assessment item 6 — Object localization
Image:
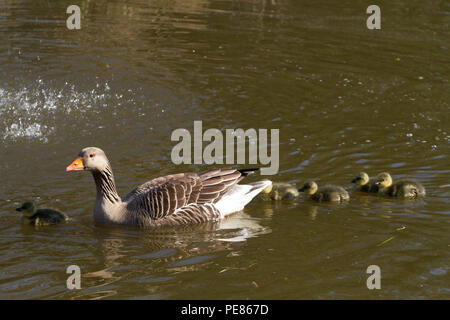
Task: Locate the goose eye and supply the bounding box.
[90,154,95,158]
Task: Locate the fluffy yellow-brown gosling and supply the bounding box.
[375,172,426,198]
[16,202,68,226]
[351,172,379,193]
[298,181,349,202]
[259,182,300,201]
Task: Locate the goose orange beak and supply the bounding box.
[66,157,85,172]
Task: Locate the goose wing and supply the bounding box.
[124,169,255,221]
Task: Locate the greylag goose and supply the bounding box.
[351,172,379,193]
[259,182,299,200]
[66,147,271,227]
[375,172,425,198]
[16,201,68,226]
[298,181,349,202]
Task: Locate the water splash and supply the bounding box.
[0,80,118,144]
[3,122,49,143]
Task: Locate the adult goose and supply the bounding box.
[66,147,271,228]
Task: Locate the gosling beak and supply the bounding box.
[298,187,305,192]
[351,178,357,183]
[16,208,22,212]
[375,181,381,186]
[66,157,85,172]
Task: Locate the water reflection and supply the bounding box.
[65,212,269,299]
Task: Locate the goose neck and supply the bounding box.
[92,165,121,204]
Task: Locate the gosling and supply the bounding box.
[259,182,300,201]
[375,172,426,198]
[298,181,349,202]
[16,202,68,226]
[351,172,379,193]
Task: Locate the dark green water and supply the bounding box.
[0,0,448,299]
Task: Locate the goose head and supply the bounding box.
[298,181,318,195]
[66,147,109,172]
[375,172,393,188]
[16,201,37,218]
[351,172,370,186]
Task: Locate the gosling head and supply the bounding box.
[16,201,37,218]
[261,180,273,194]
[66,147,110,173]
[376,172,393,188]
[298,181,318,195]
[351,172,370,186]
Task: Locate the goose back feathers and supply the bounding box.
[124,169,259,227]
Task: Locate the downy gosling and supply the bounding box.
[259,182,300,201]
[16,202,68,226]
[375,172,426,198]
[351,172,379,193]
[298,181,349,202]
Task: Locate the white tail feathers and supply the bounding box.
[215,180,272,218]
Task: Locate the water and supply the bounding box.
[0,0,449,299]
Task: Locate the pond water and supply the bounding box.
[0,0,448,299]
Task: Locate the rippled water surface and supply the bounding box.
[0,0,449,299]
